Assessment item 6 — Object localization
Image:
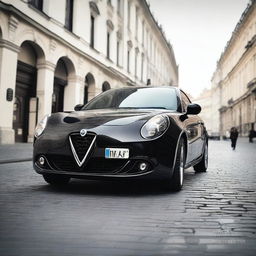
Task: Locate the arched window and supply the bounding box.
[102,82,111,92]
[30,0,43,11]
[116,30,122,66]
[90,15,95,48]
[135,47,139,78]
[65,0,74,31]
[85,73,95,104]
[127,1,131,29]
[141,53,144,82]
[89,1,100,48]
[106,20,114,60]
[127,49,130,73]
[135,6,139,38]
[127,40,133,73]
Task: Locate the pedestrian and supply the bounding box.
[249,129,255,143]
[230,127,239,150]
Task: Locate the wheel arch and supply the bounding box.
[171,130,188,173]
[180,132,188,164]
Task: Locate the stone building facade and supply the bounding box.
[211,0,256,137]
[0,0,178,144]
[193,89,216,137]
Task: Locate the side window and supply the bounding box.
[181,91,191,112]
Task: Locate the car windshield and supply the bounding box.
[83,87,178,111]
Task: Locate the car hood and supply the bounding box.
[48,109,173,128]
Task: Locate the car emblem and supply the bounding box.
[80,129,87,137]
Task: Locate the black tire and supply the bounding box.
[166,138,185,192]
[194,142,208,172]
[43,174,70,186]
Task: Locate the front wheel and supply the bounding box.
[166,138,185,192]
[194,142,208,172]
[43,174,70,186]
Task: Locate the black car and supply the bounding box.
[33,86,208,191]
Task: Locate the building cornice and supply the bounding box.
[0,38,20,53]
[217,0,255,66]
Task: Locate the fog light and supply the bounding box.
[38,156,45,166]
[139,162,147,171]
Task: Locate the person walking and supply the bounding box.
[249,129,255,143]
[230,127,239,150]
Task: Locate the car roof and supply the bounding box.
[109,86,179,91]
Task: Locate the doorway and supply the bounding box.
[13,61,36,142]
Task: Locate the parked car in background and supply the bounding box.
[33,86,208,191]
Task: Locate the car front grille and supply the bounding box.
[49,155,79,172]
[69,133,96,162]
[85,158,128,173]
[48,155,129,174]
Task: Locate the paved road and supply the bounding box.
[0,139,256,256]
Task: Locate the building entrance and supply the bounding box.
[13,61,36,142]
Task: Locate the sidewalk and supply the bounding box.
[0,143,33,164]
[216,136,254,144]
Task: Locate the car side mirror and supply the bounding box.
[74,104,84,111]
[186,103,201,115]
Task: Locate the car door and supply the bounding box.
[180,92,203,163]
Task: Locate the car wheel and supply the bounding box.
[43,174,70,186]
[167,138,185,192]
[194,142,208,172]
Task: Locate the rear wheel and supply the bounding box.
[194,142,208,172]
[166,138,185,192]
[43,174,70,186]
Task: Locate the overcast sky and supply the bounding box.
[149,0,249,97]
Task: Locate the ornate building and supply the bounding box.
[193,89,216,137]
[0,0,178,144]
[211,0,256,138]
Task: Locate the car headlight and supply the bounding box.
[34,114,50,138]
[141,114,169,139]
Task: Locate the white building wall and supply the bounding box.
[210,1,256,137]
[73,0,91,42]
[44,0,66,25]
[0,0,178,144]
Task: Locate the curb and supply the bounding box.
[0,158,32,165]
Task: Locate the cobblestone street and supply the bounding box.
[0,139,256,256]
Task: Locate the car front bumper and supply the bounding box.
[33,130,178,180]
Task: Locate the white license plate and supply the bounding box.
[105,148,129,159]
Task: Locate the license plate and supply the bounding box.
[105,148,129,159]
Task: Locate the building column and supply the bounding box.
[36,61,56,122]
[0,41,19,144]
[26,61,55,142]
[64,75,84,111]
